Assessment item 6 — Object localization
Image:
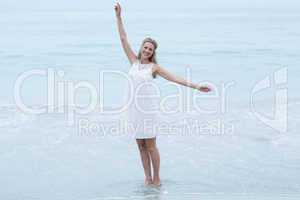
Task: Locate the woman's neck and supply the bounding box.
[140,58,150,64]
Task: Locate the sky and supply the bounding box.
[0,0,299,12]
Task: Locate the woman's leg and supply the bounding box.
[136,139,152,184]
[145,138,161,186]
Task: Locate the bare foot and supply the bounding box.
[145,178,153,185]
[152,178,161,187]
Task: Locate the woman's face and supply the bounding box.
[141,42,155,60]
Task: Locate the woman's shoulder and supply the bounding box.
[151,63,160,70]
[130,58,139,66]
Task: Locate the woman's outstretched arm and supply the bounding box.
[153,64,211,92]
[114,2,137,64]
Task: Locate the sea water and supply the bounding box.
[0,1,300,200]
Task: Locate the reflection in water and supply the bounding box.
[103,180,167,200]
[132,182,164,200]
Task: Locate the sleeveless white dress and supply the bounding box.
[125,60,159,139]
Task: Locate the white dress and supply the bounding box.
[125,59,159,139]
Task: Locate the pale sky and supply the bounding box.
[0,0,299,12]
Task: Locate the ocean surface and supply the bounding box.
[0,3,300,200]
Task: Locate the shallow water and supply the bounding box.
[0,1,300,199]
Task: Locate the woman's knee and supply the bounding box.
[146,146,157,153]
[136,140,147,152]
[145,140,157,152]
[138,145,147,152]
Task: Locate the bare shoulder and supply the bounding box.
[152,63,162,71]
[151,63,160,75]
[130,57,139,65]
[152,63,167,73]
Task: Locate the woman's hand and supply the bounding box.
[197,85,212,92]
[114,2,121,18]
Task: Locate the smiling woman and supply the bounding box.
[114,2,212,187]
[0,0,300,199]
[137,37,158,78]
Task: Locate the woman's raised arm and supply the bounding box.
[114,3,137,65]
[153,64,211,92]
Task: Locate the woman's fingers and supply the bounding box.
[115,2,121,10]
[114,2,121,16]
[114,4,119,11]
[199,86,212,92]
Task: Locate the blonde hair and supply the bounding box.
[138,37,158,63]
[137,37,158,78]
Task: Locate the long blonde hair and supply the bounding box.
[137,37,158,78]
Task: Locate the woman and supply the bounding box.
[114,2,211,187]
